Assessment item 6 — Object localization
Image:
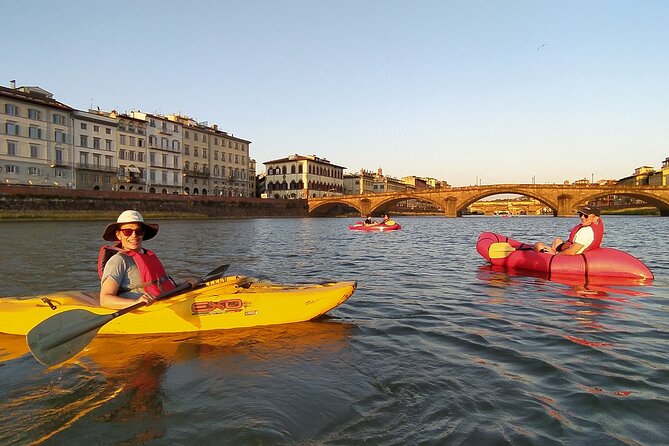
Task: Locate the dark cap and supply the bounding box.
[577,205,601,216]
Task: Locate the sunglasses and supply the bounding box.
[578,212,590,218]
[119,228,145,237]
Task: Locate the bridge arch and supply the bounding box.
[308,185,669,217]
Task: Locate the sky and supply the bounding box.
[3,0,668,187]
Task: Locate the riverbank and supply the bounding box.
[0,185,308,220]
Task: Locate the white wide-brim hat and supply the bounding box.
[102,210,159,241]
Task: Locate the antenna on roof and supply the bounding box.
[10,80,16,89]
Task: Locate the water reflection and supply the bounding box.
[0,320,355,444]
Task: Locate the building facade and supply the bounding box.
[72,110,118,191]
[1,85,74,187]
[264,154,345,199]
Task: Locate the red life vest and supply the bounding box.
[558,219,604,252]
[98,244,176,297]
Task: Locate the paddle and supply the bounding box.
[27,264,229,367]
[489,242,534,259]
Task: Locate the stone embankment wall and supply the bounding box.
[0,186,308,218]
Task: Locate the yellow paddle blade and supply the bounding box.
[488,242,516,259]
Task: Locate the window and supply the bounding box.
[55,130,67,143]
[7,141,17,155]
[105,139,112,150]
[161,137,168,149]
[5,165,18,173]
[203,148,208,159]
[162,171,168,184]
[28,167,42,175]
[80,123,87,130]
[194,147,199,157]
[55,149,63,164]
[119,149,126,160]
[93,137,100,149]
[28,126,42,139]
[119,135,126,145]
[194,133,199,142]
[150,152,156,166]
[184,145,190,155]
[128,151,135,161]
[162,154,167,167]
[129,136,136,146]
[106,128,112,134]
[172,140,179,151]
[173,155,179,168]
[173,172,179,183]
[5,104,18,115]
[80,152,88,165]
[28,108,41,120]
[5,122,19,136]
[80,135,88,147]
[94,125,99,132]
[150,170,156,182]
[138,138,144,147]
[53,114,65,125]
[214,151,218,160]
[30,144,39,158]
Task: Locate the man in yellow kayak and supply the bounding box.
[98,210,177,309]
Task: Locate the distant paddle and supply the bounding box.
[27,264,229,367]
[488,242,534,259]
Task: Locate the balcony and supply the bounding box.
[182,167,211,179]
[48,159,71,168]
[76,162,117,173]
[119,174,145,184]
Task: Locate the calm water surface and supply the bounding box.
[1,216,668,445]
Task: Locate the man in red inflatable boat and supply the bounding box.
[534,206,603,255]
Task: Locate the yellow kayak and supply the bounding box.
[0,276,357,336]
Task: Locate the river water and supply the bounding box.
[0,216,668,445]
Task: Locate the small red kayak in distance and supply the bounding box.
[348,220,402,232]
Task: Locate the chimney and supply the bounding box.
[10,80,16,89]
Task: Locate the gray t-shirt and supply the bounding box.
[101,252,144,299]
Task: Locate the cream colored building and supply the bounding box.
[1,84,74,187]
[72,110,118,191]
[168,114,253,197]
[264,154,345,199]
[129,111,182,194]
[343,169,375,195]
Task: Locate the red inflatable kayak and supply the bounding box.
[348,220,402,232]
[476,232,653,280]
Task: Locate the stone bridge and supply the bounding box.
[308,184,669,217]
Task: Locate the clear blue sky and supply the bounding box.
[3,0,668,186]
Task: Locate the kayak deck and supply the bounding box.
[0,276,357,335]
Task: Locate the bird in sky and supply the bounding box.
[537,43,547,50]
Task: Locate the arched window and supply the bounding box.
[291,165,296,174]
[282,166,287,175]
[298,164,303,174]
[214,165,220,176]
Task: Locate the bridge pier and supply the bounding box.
[443,196,458,217]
